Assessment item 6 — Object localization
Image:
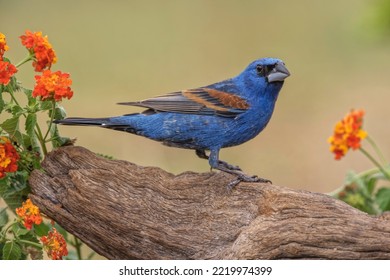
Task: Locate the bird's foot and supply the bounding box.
[218,160,242,171]
[200,149,271,189]
[227,173,272,190]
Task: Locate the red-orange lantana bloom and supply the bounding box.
[16,198,43,230]
[20,30,57,72]
[0,33,17,85]
[33,70,73,101]
[0,60,18,85]
[41,228,68,260]
[328,109,367,160]
[0,137,19,178]
[0,32,9,60]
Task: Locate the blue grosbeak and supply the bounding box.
[56,58,290,188]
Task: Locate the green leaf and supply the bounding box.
[0,176,11,196]
[23,87,33,97]
[365,176,378,195]
[23,88,39,113]
[53,105,67,120]
[0,207,9,228]
[1,195,26,213]
[2,241,22,260]
[12,223,29,236]
[344,192,377,214]
[1,115,19,134]
[23,133,41,153]
[0,172,30,212]
[11,105,23,116]
[23,88,33,102]
[39,100,53,111]
[376,187,390,212]
[34,222,50,237]
[9,171,29,193]
[9,76,19,92]
[24,113,40,151]
[49,124,72,148]
[19,230,40,245]
[25,113,37,136]
[0,115,23,144]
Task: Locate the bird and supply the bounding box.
[55,58,290,188]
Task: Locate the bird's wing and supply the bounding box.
[118,88,249,118]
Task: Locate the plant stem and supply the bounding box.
[366,136,388,166]
[18,239,43,249]
[43,101,56,142]
[35,124,48,156]
[15,54,33,68]
[360,147,390,180]
[73,236,82,260]
[7,89,25,115]
[44,135,58,143]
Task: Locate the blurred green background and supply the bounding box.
[1,0,389,193]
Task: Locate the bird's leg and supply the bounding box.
[195,149,242,171]
[208,149,271,190]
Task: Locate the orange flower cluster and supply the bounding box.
[33,70,73,101]
[0,32,9,59]
[0,137,19,178]
[41,228,68,260]
[0,32,17,85]
[20,30,57,72]
[0,61,17,85]
[328,109,367,160]
[16,198,43,230]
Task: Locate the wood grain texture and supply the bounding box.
[29,146,390,259]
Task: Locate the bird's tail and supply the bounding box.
[54,117,138,133]
[54,117,110,126]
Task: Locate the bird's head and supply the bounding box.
[234,58,290,101]
[233,58,290,102]
[244,57,290,84]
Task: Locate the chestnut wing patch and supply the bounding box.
[200,88,249,110]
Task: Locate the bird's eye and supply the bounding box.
[256,65,265,76]
[256,64,276,77]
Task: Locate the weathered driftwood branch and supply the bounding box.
[29,146,390,259]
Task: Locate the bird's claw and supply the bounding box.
[251,175,272,184]
[219,160,242,171]
[227,174,272,190]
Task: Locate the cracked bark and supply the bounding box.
[29,146,390,259]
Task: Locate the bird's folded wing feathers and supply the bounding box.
[118,88,249,117]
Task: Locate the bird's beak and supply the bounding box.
[267,62,290,83]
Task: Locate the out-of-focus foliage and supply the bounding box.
[372,0,390,36]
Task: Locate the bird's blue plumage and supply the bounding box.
[57,57,290,187]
